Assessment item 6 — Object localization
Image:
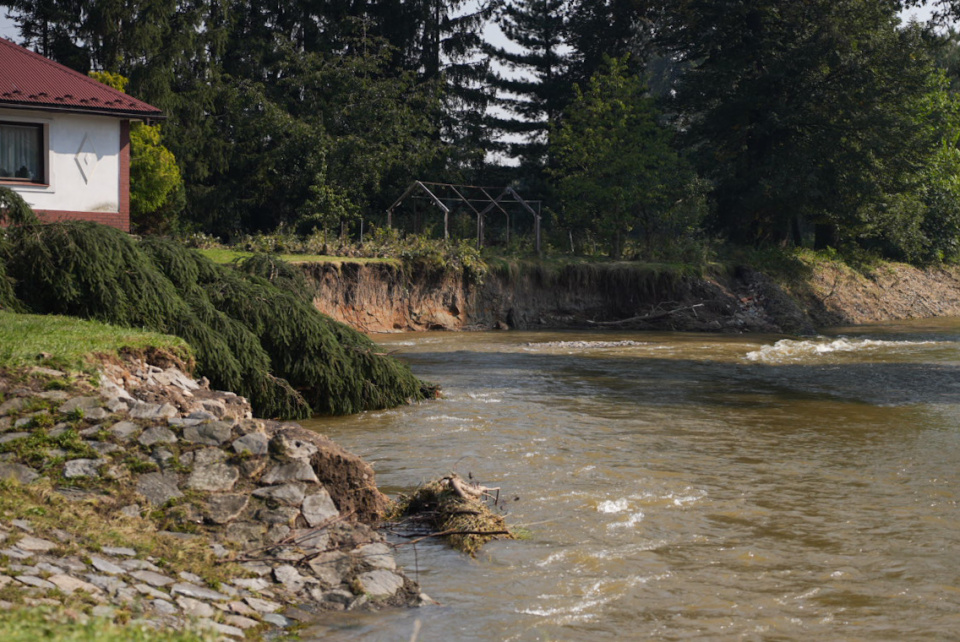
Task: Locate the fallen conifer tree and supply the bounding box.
[0,221,430,419]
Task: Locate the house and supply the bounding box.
[0,38,163,232]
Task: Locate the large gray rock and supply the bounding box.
[130,570,175,587]
[254,507,300,525]
[63,458,104,479]
[357,570,405,598]
[272,564,306,590]
[0,463,39,484]
[269,431,319,461]
[307,551,349,588]
[137,426,177,447]
[244,596,282,613]
[58,396,101,414]
[90,556,126,575]
[223,521,266,546]
[87,441,119,455]
[16,536,57,552]
[261,460,318,484]
[177,596,215,618]
[183,421,233,446]
[355,543,396,571]
[136,471,183,505]
[232,433,269,456]
[186,448,239,492]
[301,490,339,527]
[204,494,249,525]
[200,398,226,417]
[171,582,230,601]
[48,574,103,595]
[16,575,56,590]
[108,421,140,442]
[84,407,109,420]
[84,573,128,595]
[0,398,26,415]
[130,402,179,421]
[252,484,304,506]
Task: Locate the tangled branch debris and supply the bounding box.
[390,474,514,556]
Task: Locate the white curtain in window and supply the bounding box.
[0,124,41,181]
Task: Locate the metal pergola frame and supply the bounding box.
[386,181,543,254]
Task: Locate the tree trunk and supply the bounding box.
[814,223,838,250]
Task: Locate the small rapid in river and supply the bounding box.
[302,320,960,640]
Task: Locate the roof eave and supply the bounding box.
[0,100,166,121]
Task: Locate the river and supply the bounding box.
[301,320,960,640]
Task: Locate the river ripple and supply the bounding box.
[302,321,960,640]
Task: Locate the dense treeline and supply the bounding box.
[6,0,960,261]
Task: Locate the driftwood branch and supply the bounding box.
[587,304,705,327]
[443,474,500,503]
[221,510,355,564]
[394,529,513,548]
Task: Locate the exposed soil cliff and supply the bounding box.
[305,259,960,335]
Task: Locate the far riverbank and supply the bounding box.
[293,257,960,336]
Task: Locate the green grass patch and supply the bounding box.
[197,248,397,266]
[0,312,191,372]
[0,478,246,589]
[0,607,213,641]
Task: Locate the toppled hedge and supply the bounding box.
[1,222,427,418]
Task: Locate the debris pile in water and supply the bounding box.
[391,474,514,556]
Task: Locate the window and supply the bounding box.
[0,121,44,184]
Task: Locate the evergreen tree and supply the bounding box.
[550,57,692,258]
[661,0,945,250]
[486,0,571,168]
[565,0,658,86]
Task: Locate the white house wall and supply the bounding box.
[0,108,120,213]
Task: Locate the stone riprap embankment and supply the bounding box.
[0,358,427,638]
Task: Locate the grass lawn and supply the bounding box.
[0,608,214,641]
[0,312,191,371]
[197,248,398,266]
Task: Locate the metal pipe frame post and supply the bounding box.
[507,188,542,255]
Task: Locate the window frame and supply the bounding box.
[0,120,47,186]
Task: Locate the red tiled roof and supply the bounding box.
[0,38,163,119]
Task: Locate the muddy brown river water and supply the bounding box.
[301,320,960,640]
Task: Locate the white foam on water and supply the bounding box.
[672,493,704,507]
[518,575,669,624]
[598,499,630,514]
[466,392,503,403]
[592,541,670,558]
[423,415,468,423]
[608,511,645,530]
[523,340,650,350]
[746,337,938,363]
[535,550,569,568]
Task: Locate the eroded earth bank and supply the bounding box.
[306,260,960,335]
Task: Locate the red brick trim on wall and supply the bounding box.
[119,119,131,226]
[33,209,130,232]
